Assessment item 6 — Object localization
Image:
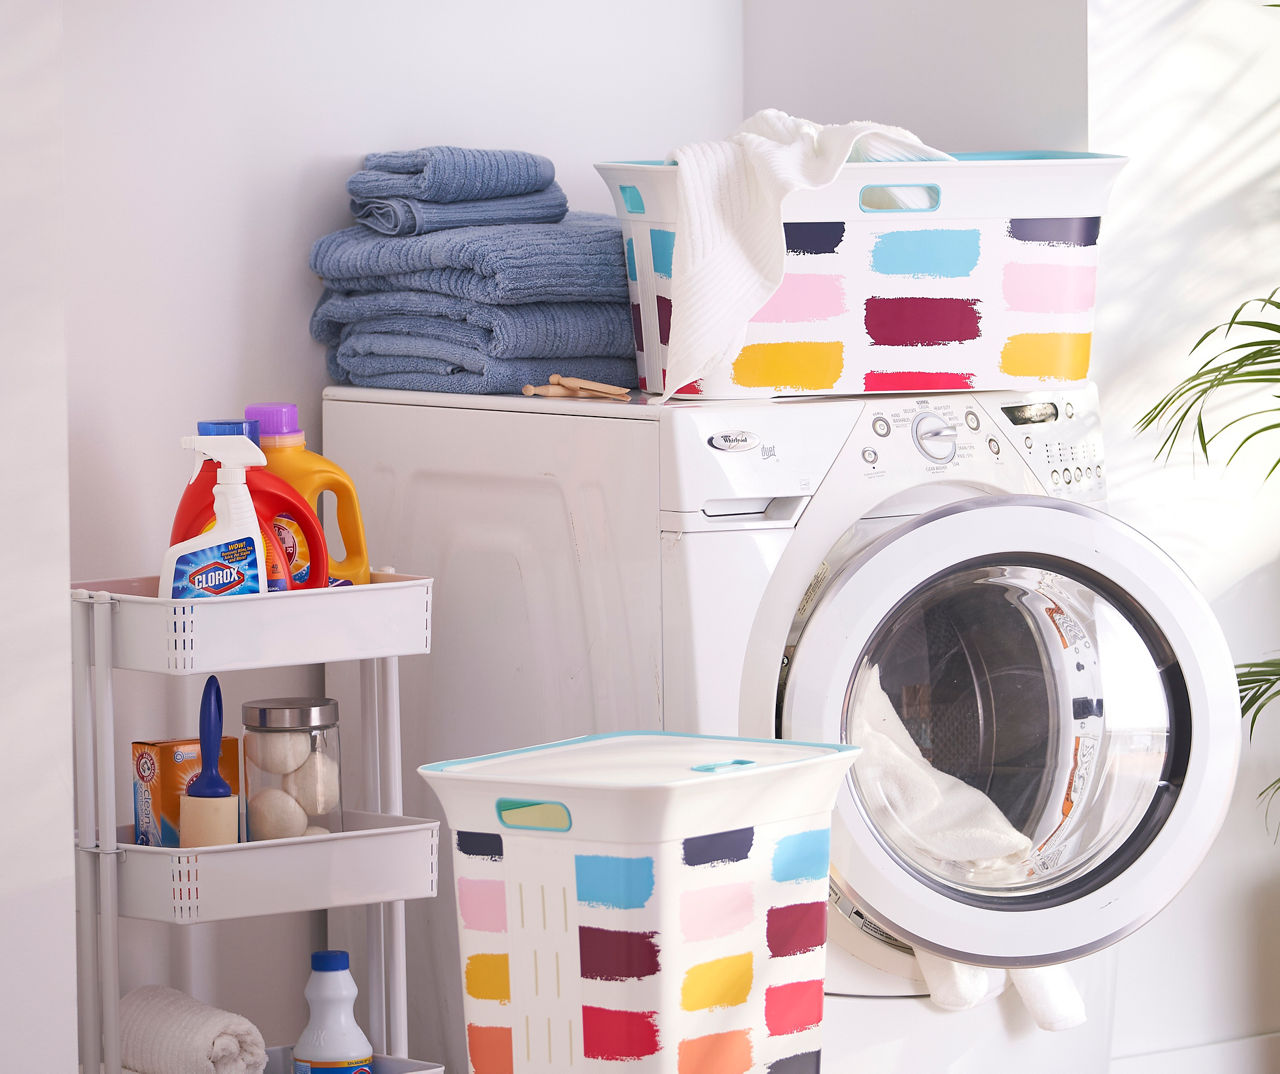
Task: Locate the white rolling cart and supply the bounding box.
[70,571,441,1074]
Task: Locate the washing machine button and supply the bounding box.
[872,416,891,438]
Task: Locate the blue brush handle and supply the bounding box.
[189,675,231,798]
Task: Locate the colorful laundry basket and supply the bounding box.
[419,731,858,1074]
[595,152,1126,398]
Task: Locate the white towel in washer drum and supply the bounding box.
[847,663,1032,868]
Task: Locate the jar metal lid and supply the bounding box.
[242,697,339,729]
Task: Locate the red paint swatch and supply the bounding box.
[765,979,824,1036]
[864,297,981,346]
[466,1024,514,1074]
[630,303,644,352]
[766,901,827,958]
[862,369,975,392]
[582,1005,661,1060]
[579,926,660,980]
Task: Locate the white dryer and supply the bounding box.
[322,384,1239,1074]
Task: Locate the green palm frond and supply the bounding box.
[1136,290,1280,467]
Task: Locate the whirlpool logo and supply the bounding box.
[707,430,760,452]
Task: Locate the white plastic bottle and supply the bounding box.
[293,950,374,1074]
[159,434,269,599]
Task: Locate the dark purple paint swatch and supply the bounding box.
[784,221,846,255]
[1008,217,1100,246]
[682,827,754,866]
[456,830,503,860]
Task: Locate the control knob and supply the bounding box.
[911,411,958,464]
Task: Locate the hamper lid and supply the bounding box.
[420,730,855,787]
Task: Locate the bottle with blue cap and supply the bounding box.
[293,949,373,1074]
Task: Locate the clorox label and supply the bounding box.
[172,539,261,598]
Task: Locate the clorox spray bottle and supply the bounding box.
[160,435,269,599]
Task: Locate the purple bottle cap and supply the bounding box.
[244,403,300,437]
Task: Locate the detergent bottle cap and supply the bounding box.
[197,418,261,447]
[244,403,300,437]
[181,434,266,485]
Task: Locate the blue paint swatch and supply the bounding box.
[772,829,830,883]
[768,1051,821,1073]
[784,221,845,255]
[456,830,503,860]
[871,229,980,278]
[576,854,655,909]
[1008,217,1100,246]
[619,185,646,214]
[625,237,637,282]
[683,827,754,867]
[650,229,675,279]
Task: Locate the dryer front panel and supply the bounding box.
[781,496,1239,966]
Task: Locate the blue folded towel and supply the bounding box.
[351,182,568,237]
[310,289,633,358]
[310,212,630,304]
[349,146,556,202]
[326,334,638,396]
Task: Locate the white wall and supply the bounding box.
[744,0,1088,151]
[1088,1,1280,1068]
[58,0,744,1060]
[0,3,78,1070]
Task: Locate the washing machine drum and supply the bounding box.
[780,495,1240,967]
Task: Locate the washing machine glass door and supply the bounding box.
[781,495,1240,966]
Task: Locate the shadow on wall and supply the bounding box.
[1088,0,1280,601]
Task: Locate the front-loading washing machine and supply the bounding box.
[322,383,1239,1074]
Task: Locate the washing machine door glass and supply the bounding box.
[782,496,1239,965]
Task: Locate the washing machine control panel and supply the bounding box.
[856,387,1106,503]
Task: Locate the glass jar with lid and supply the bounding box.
[242,697,343,840]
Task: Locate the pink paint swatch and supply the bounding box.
[457,877,507,933]
[765,979,824,1036]
[751,274,846,323]
[681,883,754,941]
[1002,263,1097,313]
[862,370,975,392]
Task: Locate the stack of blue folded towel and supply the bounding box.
[310,146,637,394]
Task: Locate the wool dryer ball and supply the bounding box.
[244,729,311,775]
[248,787,308,841]
[283,750,341,816]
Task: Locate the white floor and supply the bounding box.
[1112,1032,1280,1073]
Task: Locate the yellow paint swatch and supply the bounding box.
[681,952,754,1011]
[465,953,511,1003]
[731,341,844,390]
[999,332,1091,380]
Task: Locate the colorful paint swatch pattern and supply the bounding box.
[608,174,1109,397]
[450,814,835,1072]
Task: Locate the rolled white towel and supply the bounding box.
[119,985,268,1074]
[913,948,997,1011]
[1009,965,1087,1031]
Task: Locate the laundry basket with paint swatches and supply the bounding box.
[419,731,857,1074]
[595,153,1125,398]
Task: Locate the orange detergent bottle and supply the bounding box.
[170,419,329,593]
[244,403,370,586]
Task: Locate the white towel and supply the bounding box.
[914,948,1002,1011]
[662,108,952,399]
[848,665,1033,869]
[1009,965,1088,1031]
[119,985,268,1074]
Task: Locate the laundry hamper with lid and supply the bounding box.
[419,731,858,1074]
[595,152,1126,398]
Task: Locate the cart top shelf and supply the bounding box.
[71,572,432,674]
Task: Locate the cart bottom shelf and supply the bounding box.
[265,1046,443,1073]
